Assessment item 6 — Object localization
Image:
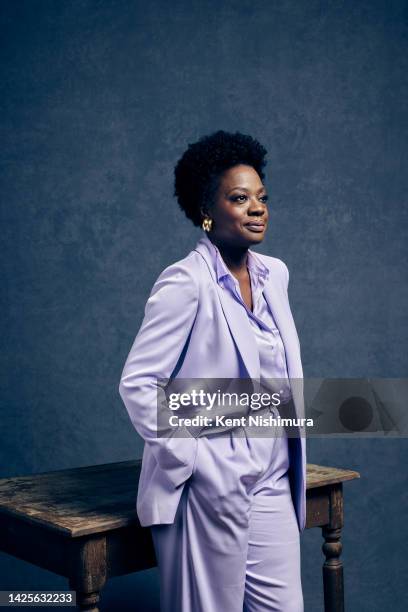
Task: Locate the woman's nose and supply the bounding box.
[248,198,267,214]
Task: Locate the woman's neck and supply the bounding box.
[209,237,249,278]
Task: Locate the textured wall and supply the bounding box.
[1,1,407,610]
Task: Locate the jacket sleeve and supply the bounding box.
[118,258,199,488]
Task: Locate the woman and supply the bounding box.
[119,130,306,612]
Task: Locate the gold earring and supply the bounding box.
[202,217,213,232]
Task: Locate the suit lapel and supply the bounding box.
[261,279,302,380]
[262,278,305,423]
[193,240,260,379]
[215,283,260,379]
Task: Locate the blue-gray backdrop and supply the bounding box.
[1,1,407,610]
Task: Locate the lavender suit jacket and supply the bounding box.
[119,235,306,532]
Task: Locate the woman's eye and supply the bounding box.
[230,194,269,203]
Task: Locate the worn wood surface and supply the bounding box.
[0,460,360,538]
[306,463,360,489]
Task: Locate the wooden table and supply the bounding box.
[0,461,360,612]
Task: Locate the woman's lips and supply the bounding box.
[244,223,265,233]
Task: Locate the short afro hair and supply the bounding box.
[174,130,268,227]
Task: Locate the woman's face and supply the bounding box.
[207,164,269,248]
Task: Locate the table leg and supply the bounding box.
[68,584,102,612]
[68,536,107,612]
[322,525,344,612]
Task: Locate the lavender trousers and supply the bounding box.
[151,418,304,612]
